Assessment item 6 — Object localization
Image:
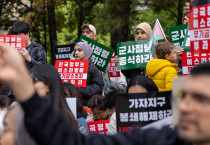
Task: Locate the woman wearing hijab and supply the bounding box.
[115,22,152,80]
[74,41,104,105]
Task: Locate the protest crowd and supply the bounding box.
[2,1,210,145]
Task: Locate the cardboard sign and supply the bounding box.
[115,91,172,132]
[66,98,77,119]
[87,120,110,134]
[55,44,75,60]
[0,35,26,51]
[182,0,210,75]
[79,35,114,72]
[55,60,89,87]
[108,56,121,77]
[117,40,153,70]
[169,24,188,51]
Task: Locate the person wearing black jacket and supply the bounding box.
[11,21,46,70]
[74,41,104,105]
[1,43,210,145]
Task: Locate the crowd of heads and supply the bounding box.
[2,3,210,144]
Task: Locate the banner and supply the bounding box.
[115,91,172,132]
[108,56,121,77]
[79,35,114,72]
[56,44,75,60]
[182,0,210,75]
[169,24,189,51]
[117,40,153,70]
[87,120,109,134]
[0,35,26,51]
[55,60,89,87]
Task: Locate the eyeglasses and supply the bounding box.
[30,77,39,83]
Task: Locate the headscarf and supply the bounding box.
[76,41,93,60]
[135,22,152,39]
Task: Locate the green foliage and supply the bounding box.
[1,0,185,63]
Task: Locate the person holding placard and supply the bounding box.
[3,42,210,145]
[81,24,127,95]
[11,21,46,70]
[74,41,104,105]
[115,22,152,80]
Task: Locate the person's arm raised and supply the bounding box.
[0,43,35,102]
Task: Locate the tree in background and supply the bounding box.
[0,0,186,63]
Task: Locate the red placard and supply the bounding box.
[108,56,120,77]
[0,35,26,51]
[55,60,89,87]
[182,1,210,75]
[87,120,110,134]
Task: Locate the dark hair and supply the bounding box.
[190,63,210,76]
[155,41,174,59]
[104,91,122,109]
[63,82,87,119]
[87,95,106,110]
[0,95,9,109]
[127,75,158,93]
[11,21,30,35]
[30,64,78,130]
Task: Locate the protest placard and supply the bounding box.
[87,120,110,134]
[169,24,188,51]
[79,35,114,72]
[182,0,210,75]
[117,40,153,70]
[182,24,191,52]
[115,91,171,132]
[108,56,121,77]
[66,98,77,119]
[55,60,89,87]
[0,35,26,51]
[55,44,75,60]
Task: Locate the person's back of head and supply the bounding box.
[155,41,176,63]
[11,21,30,35]
[104,91,122,116]
[190,63,210,76]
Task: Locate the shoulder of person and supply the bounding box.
[31,40,44,50]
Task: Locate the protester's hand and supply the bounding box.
[183,2,190,17]
[176,47,184,61]
[177,47,184,56]
[0,43,35,102]
[20,48,32,62]
[114,56,119,63]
